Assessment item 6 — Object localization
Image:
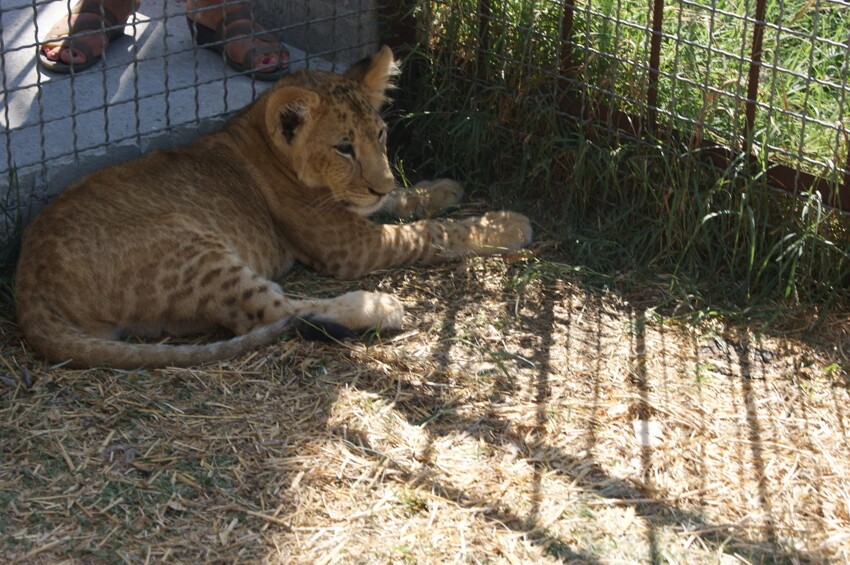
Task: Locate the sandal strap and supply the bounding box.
[73,1,123,27]
[215,7,279,42]
[219,7,256,28]
[215,7,253,37]
[43,0,128,43]
[220,21,279,45]
[55,15,120,35]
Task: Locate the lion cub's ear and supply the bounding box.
[263,87,321,147]
[343,45,400,109]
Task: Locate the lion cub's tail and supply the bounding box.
[18,305,305,370]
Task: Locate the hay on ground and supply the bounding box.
[2,258,849,563]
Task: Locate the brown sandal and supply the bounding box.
[187,7,289,81]
[37,0,136,73]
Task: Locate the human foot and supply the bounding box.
[185,1,289,80]
[38,0,139,73]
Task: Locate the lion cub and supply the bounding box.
[15,46,532,369]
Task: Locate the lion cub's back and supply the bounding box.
[15,141,279,332]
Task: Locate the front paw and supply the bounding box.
[412,178,464,215]
[328,290,405,332]
[463,211,533,254]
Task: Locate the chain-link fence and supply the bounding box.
[0,0,380,238]
[3,0,848,240]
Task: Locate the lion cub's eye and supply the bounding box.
[334,142,355,157]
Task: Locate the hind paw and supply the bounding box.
[317,290,405,332]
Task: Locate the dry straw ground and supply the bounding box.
[2,251,850,563]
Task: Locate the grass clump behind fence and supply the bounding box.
[390,0,850,321]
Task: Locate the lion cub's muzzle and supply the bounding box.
[367,185,393,197]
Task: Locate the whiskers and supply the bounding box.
[303,186,381,219]
[305,191,344,219]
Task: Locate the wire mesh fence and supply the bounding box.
[395,0,850,210]
[0,0,380,239]
[3,1,849,246]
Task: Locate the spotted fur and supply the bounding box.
[14,46,532,369]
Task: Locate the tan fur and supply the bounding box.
[14,46,532,369]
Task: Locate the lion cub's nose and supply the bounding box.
[368,180,395,196]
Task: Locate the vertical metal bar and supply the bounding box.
[220,0,231,114]
[32,0,48,184]
[478,0,491,54]
[608,0,626,129]
[558,0,575,75]
[161,0,171,131]
[101,0,117,149]
[646,0,665,133]
[0,7,13,181]
[556,0,577,110]
[844,138,850,201]
[845,136,850,205]
[728,1,753,157]
[356,0,365,68]
[476,0,492,78]
[129,0,141,147]
[842,37,850,197]
[744,0,767,143]
[696,1,720,146]
[189,4,201,126]
[579,0,594,116]
[791,0,822,200]
[762,0,786,170]
[305,0,312,68]
[68,0,81,163]
[333,0,340,72]
[666,1,687,147]
[334,0,341,70]
[248,0,258,100]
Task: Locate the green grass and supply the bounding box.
[661,0,850,180]
[390,0,850,320]
[411,0,848,178]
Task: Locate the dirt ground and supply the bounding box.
[2,256,850,564]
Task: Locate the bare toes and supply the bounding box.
[59,48,85,65]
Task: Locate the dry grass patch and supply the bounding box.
[2,258,850,563]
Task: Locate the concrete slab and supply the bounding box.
[0,0,366,235]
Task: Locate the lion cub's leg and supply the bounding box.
[288,290,405,336]
[197,263,404,336]
[382,179,464,219]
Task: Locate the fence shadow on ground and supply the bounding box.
[1,264,846,562]
[285,271,832,563]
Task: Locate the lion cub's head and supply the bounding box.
[260,46,400,215]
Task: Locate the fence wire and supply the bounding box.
[3,0,849,224]
[415,0,850,209]
[0,0,379,236]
